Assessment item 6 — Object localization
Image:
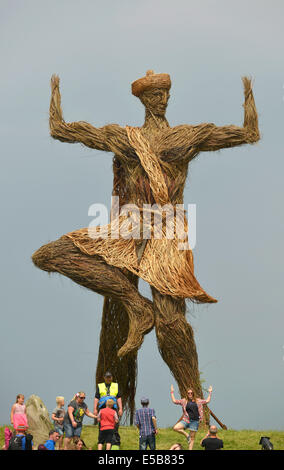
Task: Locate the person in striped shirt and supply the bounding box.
[135,397,158,450]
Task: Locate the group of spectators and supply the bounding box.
[134,390,223,451]
[5,372,223,451]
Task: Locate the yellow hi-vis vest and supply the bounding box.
[98,382,119,410]
[98,382,118,398]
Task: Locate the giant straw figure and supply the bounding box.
[32,70,259,423]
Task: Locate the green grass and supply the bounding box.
[1,425,283,450]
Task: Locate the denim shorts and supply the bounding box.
[188,420,200,432]
[64,422,82,438]
[54,425,64,437]
[180,419,199,432]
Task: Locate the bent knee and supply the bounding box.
[32,236,71,272]
[32,241,56,271]
[173,424,181,431]
[32,236,78,272]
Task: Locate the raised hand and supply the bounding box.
[242,76,253,100]
[50,74,64,129]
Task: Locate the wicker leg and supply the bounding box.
[32,236,154,356]
[151,287,203,399]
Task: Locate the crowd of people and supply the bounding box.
[4,372,223,451]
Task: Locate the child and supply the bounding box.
[3,427,13,450]
[10,394,28,430]
[51,396,65,450]
[97,399,119,450]
[72,437,88,450]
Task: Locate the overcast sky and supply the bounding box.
[1,0,284,432]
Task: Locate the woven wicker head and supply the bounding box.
[131,70,171,97]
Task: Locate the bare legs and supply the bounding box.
[63,437,73,451]
[172,422,197,450]
[57,434,64,450]
[173,421,189,439]
[188,431,196,450]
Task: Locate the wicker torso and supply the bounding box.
[66,127,216,303]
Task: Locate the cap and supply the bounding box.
[131,70,171,97]
[141,397,149,404]
[104,371,112,377]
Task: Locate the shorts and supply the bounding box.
[180,419,200,432]
[54,425,64,436]
[98,429,114,445]
[64,422,82,438]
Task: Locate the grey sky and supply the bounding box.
[1,0,284,431]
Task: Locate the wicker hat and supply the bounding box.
[132,70,171,97]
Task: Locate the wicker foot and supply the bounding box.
[118,297,154,357]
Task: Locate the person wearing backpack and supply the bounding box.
[97,399,119,450]
[8,425,33,450]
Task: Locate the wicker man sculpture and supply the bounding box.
[32,70,259,423]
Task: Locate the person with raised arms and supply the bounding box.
[170,384,212,450]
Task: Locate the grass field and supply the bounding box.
[1,425,284,450]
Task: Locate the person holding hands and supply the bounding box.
[63,392,96,450]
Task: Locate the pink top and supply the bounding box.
[14,403,26,414]
[12,403,28,429]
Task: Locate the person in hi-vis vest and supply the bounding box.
[94,371,123,447]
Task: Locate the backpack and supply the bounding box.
[98,395,118,410]
[259,436,273,450]
[8,433,33,451]
[8,435,25,450]
[25,434,33,451]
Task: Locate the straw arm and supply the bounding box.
[159,77,259,161]
[196,76,260,152]
[49,75,114,152]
